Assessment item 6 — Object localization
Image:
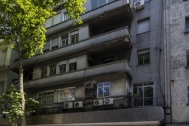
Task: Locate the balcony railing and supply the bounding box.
[11,27,130,70]
[24,60,130,88]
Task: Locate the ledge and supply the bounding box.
[184,31,189,34]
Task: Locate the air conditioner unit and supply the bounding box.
[104,98,114,105]
[94,99,103,106]
[74,101,83,108]
[85,83,94,89]
[134,0,144,10]
[64,102,73,109]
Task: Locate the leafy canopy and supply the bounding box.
[0,0,86,58]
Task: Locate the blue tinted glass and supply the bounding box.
[104,82,110,86]
[104,87,110,96]
[98,83,103,87]
[98,88,103,97]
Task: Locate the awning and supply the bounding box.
[27,121,160,126]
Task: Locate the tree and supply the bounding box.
[0,0,86,126]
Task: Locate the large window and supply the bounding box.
[57,88,75,102]
[97,82,110,98]
[38,91,54,104]
[61,34,68,47]
[69,62,77,71]
[137,18,150,34]
[0,82,4,95]
[138,49,150,65]
[50,64,56,76]
[186,17,189,32]
[133,82,154,106]
[59,64,66,74]
[41,66,48,78]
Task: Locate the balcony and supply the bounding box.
[46,0,132,35]
[11,27,130,70]
[0,107,164,126]
[23,60,130,88]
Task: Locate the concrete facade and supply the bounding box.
[4,0,165,126]
[164,0,189,125]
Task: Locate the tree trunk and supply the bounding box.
[18,55,26,126]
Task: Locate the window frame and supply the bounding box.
[71,34,79,44]
[59,64,67,74]
[90,0,113,10]
[137,18,150,34]
[69,62,77,72]
[97,82,111,98]
[38,90,55,104]
[133,82,154,107]
[57,87,76,102]
[137,49,150,65]
[61,34,69,47]
[41,65,48,78]
[50,64,57,76]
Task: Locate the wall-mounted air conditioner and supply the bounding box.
[94,99,103,106]
[64,102,73,109]
[134,0,144,10]
[104,98,114,105]
[74,101,83,108]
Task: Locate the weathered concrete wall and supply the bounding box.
[0,107,164,126]
[164,0,189,124]
[130,0,165,106]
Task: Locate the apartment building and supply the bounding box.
[0,40,12,118]
[164,0,189,125]
[5,0,164,125]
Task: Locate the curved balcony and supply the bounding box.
[23,60,130,89]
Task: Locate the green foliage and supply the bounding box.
[0,0,86,58]
[65,0,86,25]
[0,85,40,125]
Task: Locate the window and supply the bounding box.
[53,12,61,25]
[50,64,56,76]
[38,91,54,104]
[51,37,59,50]
[133,82,154,106]
[186,17,189,32]
[138,49,150,65]
[144,0,150,2]
[43,40,50,52]
[41,66,48,78]
[71,34,79,44]
[102,56,114,64]
[97,82,110,98]
[69,62,77,71]
[137,18,150,34]
[187,52,189,66]
[0,82,4,95]
[61,34,68,47]
[91,0,113,10]
[63,12,69,21]
[59,64,66,74]
[57,88,75,102]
